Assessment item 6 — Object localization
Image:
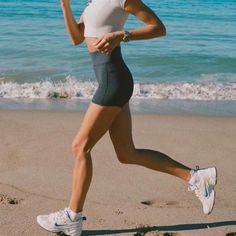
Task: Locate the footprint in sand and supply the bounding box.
[140,199,190,209]
[115,208,124,215]
[141,200,154,206]
[141,200,178,207]
[0,193,22,205]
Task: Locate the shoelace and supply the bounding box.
[188,165,207,200]
[188,185,205,201]
[188,179,211,202]
[49,209,68,223]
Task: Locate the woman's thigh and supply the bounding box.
[109,103,135,159]
[72,102,121,152]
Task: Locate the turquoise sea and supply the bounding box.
[0,0,236,115]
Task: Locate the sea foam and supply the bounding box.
[0,76,235,101]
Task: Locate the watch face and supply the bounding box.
[123,31,130,42]
[124,37,129,42]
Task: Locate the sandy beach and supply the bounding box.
[0,109,236,236]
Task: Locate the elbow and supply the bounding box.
[154,24,167,38]
[71,37,84,46]
[161,25,167,36]
[71,40,80,46]
[72,25,85,46]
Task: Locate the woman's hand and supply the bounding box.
[61,0,70,7]
[60,0,85,45]
[93,31,124,55]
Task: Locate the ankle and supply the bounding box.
[188,169,198,185]
[67,207,83,221]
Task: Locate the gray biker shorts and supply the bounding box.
[90,46,134,107]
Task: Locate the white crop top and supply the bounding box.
[82,0,129,37]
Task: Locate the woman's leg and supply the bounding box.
[109,103,191,181]
[69,102,121,212]
[109,103,217,215]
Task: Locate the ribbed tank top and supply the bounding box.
[82,0,129,37]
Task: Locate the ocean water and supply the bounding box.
[0,0,236,115]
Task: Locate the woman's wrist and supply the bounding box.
[116,30,133,43]
[61,0,70,8]
[115,31,126,42]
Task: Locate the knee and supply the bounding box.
[116,149,136,164]
[117,155,130,164]
[71,138,93,160]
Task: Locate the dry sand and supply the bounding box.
[0,110,236,236]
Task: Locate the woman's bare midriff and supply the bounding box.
[85,37,120,53]
[85,37,99,52]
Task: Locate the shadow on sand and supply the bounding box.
[56,220,236,235]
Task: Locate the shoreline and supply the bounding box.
[0,110,236,235]
[1,98,236,117]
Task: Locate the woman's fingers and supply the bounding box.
[103,45,118,55]
[96,41,112,52]
[93,37,103,46]
[100,46,110,54]
[93,37,107,49]
[93,32,120,54]
[94,34,115,49]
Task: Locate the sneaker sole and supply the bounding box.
[36,218,60,233]
[206,189,216,215]
[206,167,217,215]
[36,217,82,236]
[37,224,81,236]
[215,166,218,186]
[209,166,217,186]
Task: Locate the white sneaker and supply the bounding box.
[36,208,86,236]
[188,166,217,215]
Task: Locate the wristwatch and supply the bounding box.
[122,30,131,42]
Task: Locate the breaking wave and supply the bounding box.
[0,76,235,101]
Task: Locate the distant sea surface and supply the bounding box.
[0,0,236,115]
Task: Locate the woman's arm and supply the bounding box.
[123,0,166,40]
[93,0,166,54]
[61,0,85,45]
